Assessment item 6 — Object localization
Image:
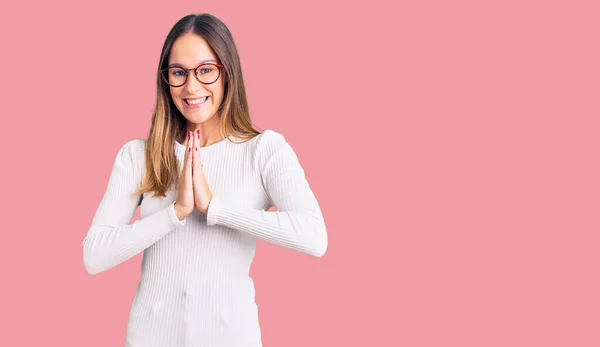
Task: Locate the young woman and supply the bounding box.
[83,13,328,347]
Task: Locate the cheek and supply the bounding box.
[170,88,179,101]
[211,84,225,100]
[169,90,183,112]
[170,89,183,106]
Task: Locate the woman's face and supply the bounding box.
[167,33,226,124]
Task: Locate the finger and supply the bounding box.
[192,129,198,175]
[185,131,193,181]
[194,129,205,173]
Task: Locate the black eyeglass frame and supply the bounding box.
[160,62,224,87]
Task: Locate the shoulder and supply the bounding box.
[259,129,285,141]
[253,129,300,166]
[113,138,146,165]
[106,139,147,183]
[119,138,146,155]
[254,129,290,153]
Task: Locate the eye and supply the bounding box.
[199,67,213,74]
[172,69,186,76]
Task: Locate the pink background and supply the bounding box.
[1,0,598,346]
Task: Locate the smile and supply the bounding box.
[185,96,209,105]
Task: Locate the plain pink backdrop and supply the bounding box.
[1,0,598,346]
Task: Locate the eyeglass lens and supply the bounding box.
[164,64,219,87]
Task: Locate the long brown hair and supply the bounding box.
[134,13,262,198]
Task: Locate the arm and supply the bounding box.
[206,130,328,257]
[82,139,187,275]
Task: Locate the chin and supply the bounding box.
[175,101,220,123]
[190,112,217,123]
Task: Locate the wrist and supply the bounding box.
[173,202,187,220]
[197,195,214,215]
[206,194,214,214]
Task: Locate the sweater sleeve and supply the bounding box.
[83,139,188,275]
[206,130,328,257]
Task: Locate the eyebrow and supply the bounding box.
[168,60,219,68]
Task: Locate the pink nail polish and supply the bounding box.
[195,147,198,151]
[188,147,191,152]
[188,132,191,139]
[196,130,200,136]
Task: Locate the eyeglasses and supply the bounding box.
[160,62,224,87]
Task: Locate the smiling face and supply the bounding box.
[167,32,226,124]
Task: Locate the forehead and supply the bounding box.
[168,33,217,66]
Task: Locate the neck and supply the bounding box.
[178,121,224,148]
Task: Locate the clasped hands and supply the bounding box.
[174,130,214,220]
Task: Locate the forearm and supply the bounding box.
[83,202,185,275]
[206,196,328,257]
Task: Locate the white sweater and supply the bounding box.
[83,129,328,347]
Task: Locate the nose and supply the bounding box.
[184,70,205,93]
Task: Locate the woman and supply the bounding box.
[82,13,328,347]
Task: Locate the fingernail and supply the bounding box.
[196,130,200,136]
[188,132,191,138]
[195,146,198,151]
[188,147,191,152]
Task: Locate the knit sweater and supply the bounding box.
[82,129,328,347]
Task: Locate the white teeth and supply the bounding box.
[187,96,208,105]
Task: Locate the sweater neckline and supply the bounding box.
[174,136,232,152]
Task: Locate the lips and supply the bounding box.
[184,96,209,105]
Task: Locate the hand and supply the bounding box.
[192,129,214,214]
[174,131,195,220]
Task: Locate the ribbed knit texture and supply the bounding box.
[82,129,328,347]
